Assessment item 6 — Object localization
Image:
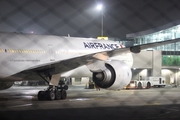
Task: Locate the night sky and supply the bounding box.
[1,0,180,39]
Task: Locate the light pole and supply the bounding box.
[97,4,104,37]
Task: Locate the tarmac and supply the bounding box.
[0,85,180,120]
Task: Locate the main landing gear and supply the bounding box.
[38,80,68,101]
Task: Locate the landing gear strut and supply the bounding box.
[38,80,68,101]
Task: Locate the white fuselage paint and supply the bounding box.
[0,32,133,80]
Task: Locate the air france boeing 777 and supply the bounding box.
[0,32,179,100]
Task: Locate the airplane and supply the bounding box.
[0,31,180,101]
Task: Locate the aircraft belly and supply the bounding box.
[61,65,92,77]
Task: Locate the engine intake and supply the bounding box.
[93,63,115,88]
[92,60,132,90]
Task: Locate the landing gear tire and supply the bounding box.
[138,82,142,89]
[37,79,68,101]
[146,82,151,89]
[47,91,55,100]
[38,91,45,101]
[61,90,67,99]
[55,91,61,100]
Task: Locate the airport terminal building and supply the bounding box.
[126,20,180,86]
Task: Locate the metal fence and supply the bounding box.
[0,0,180,119]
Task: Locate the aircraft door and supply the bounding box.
[48,44,55,61]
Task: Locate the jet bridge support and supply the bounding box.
[37,73,68,101]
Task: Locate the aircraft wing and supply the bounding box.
[108,38,180,57]
[134,38,180,50]
[38,38,180,68]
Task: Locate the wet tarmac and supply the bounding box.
[0,85,180,120]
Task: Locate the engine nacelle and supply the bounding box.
[92,60,132,90]
[0,81,14,90]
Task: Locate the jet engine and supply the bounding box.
[92,60,132,90]
[0,81,14,90]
